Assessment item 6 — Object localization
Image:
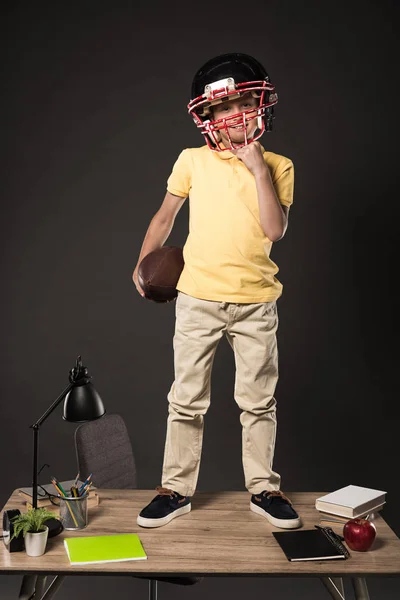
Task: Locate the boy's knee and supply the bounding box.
[236,395,277,415]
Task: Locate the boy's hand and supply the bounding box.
[236,141,269,178]
[132,268,146,298]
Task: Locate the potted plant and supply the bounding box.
[11,507,56,556]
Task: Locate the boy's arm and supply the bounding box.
[236,142,290,241]
[132,191,187,296]
[254,174,290,241]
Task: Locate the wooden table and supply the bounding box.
[1,489,399,599]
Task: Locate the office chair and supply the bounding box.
[74,413,203,599]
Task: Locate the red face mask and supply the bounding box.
[187,77,278,152]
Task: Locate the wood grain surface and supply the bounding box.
[1,489,399,577]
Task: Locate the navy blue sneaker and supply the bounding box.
[137,487,191,528]
[250,490,301,529]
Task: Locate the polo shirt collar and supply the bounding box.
[212,142,266,160]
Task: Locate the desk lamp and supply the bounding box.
[31,355,106,536]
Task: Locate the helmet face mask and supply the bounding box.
[188,53,278,152]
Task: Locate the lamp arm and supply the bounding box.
[30,382,74,429]
[30,382,74,509]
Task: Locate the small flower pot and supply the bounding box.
[24,526,49,557]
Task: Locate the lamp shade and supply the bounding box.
[63,382,106,423]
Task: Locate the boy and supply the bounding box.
[132,53,301,529]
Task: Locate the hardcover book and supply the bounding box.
[315,485,386,519]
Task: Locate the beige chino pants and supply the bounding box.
[161,291,281,496]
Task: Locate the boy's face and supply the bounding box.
[211,92,259,149]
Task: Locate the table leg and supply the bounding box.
[18,576,48,600]
[18,575,65,600]
[19,575,37,599]
[37,576,66,600]
[320,577,346,600]
[351,578,370,600]
[35,576,48,597]
[149,579,158,600]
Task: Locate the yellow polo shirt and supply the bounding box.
[167,144,294,303]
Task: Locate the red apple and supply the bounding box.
[343,518,376,551]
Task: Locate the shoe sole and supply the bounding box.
[250,501,302,529]
[137,503,191,528]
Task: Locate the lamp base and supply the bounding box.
[44,517,64,538]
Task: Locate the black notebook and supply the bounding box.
[273,527,350,562]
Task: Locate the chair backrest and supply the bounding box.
[74,413,137,489]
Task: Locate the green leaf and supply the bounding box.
[10,507,56,540]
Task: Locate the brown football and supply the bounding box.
[138,246,184,303]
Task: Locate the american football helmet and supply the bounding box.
[188,52,278,152]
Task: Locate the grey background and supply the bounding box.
[1,0,399,598]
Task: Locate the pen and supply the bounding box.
[80,481,93,497]
[51,478,66,497]
[78,474,92,495]
[51,481,64,496]
[315,525,345,541]
[58,483,67,496]
[315,524,350,557]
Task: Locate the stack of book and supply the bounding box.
[315,485,386,521]
[18,480,99,510]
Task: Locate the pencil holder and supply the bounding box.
[59,493,88,530]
